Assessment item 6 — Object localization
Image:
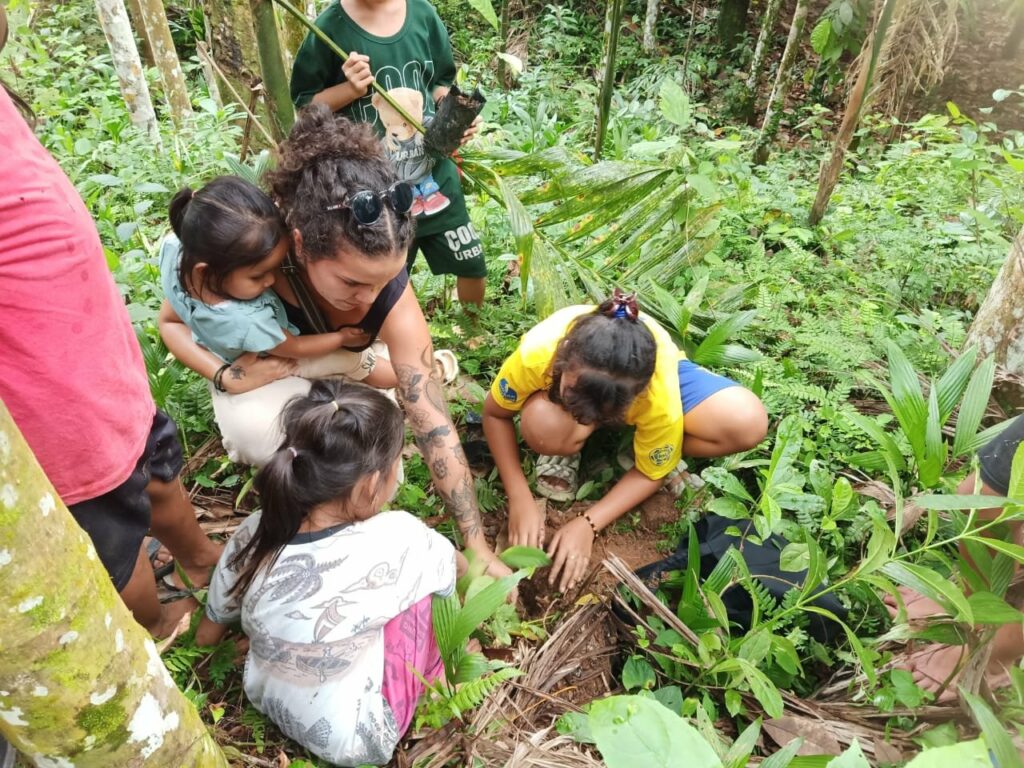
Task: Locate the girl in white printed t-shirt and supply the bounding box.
[196,379,465,766]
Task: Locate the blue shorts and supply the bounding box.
[678,359,739,414]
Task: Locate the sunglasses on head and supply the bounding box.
[324,182,414,225]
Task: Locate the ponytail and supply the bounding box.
[229,380,405,596]
[168,187,194,239]
[548,290,658,425]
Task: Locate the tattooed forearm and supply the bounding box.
[394,350,485,544]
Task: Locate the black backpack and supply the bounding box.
[634,515,849,643]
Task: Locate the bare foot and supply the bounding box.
[466,638,483,654]
[166,540,224,591]
[884,587,944,622]
[904,644,964,702]
[145,537,173,570]
[151,596,199,641]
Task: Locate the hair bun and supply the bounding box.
[599,288,640,322]
[168,186,195,237]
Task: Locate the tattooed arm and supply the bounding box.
[380,286,510,575]
[158,300,297,394]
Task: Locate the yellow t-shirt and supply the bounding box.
[490,305,685,480]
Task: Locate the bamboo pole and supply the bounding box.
[594,0,625,160]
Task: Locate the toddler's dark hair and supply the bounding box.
[229,380,406,596]
[265,103,415,261]
[548,294,658,426]
[169,175,287,297]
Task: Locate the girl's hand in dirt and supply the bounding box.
[222,353,298,394]
[508,495,545,549]
[342,52,374,97]
[547,516,594,593]
[458,115,482,147]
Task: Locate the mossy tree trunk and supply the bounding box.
[740,0,783,123]
[123,0,155,67]
[252,0,294,139]
[201,0,273,142]
[642,0,659,51]
[0,400,228,767]
[751,0,809,165]
[965,227,1024,376]
[137,0,193,124]
[718,0,750,49]
[95,0,162,147]
[594,0,625,161]
[275,0,308,68]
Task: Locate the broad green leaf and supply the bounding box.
[953,355,995,457]
[969,536,1024,564]
[589,695,723,768]
[703,467,755,502]
[831,477,853,516]
[466,0,499,28]
[885,342,927,464]
[539,169,670,231]
[918,385,946,488]
[498,546,551,569]
[827,740,870,768]
[957,417,1013,456]
[961,690,1024,768]
[809,19,832,55]
[856,517,895,577]
[453,651,490,684]
[694,311,758,367]
[934,347,977,423]
[734,658,784,718]
[659,79,693,129]
[738,629,772,665]
[800,538,826,601]
[622,656,657,691]
[452,571,528,650]
[912,493,1007,510]
[966,591,1024,625]
[903,739,993,768]
[846,411,906,484]
[761,739,804,768]
[724,718,761,768]
[494,51,523,76]
[880,561,972,623]
[780,543,810,573]
[707,496,751,519]
[490,173,534,295]
[1009,442,1024,501]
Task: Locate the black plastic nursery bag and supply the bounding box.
[424,85,486,158]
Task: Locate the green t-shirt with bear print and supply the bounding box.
[291,0,467,238]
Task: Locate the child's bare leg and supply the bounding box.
[680,386,768,457]
[519,392,595,496]
[147,476,222,589]
[119,541,197,638]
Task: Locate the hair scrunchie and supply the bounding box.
[607,288,639,321]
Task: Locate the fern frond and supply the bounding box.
[448,667,521,719]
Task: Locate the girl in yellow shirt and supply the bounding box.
[483,291,767,592]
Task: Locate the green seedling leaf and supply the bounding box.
[589,695,723,768]
[967,591,1024,625]
[961,689,1024,768]
[467,0,499,28]
[827,740,870,768]
[903,739,992,768]
[659,79,693,129]
[622,656,657,691]
[880,561,972,623]
[498,546,551,569]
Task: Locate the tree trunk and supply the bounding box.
[201,0,273,141]
[594,0,625,161]
[964,228,1024,375]
[137,0,193,124]
[643,0,660,52]
[740,0,783,124]
[751,0,809,165]
[95,0,162,147]
[123,0,155,67]
[0,400,228,767]
[809,0,898,224]
[275,1,307,68]
[718,0,750,49]
[253,0,294,140]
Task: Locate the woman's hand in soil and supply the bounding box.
[222,352,297,394]
[458,116,482,147]
[547,516,594,593]
[508,495,545,549]
[342,51,374,98]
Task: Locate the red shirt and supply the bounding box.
[0,88,155,504]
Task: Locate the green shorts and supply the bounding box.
[407,221,487,278]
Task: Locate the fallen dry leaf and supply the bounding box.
[764,715,843,756]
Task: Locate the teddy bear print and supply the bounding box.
[371,87,450,218]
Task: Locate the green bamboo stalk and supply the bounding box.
[594,0,625,161]
[269,0,425,133]
[252,0,294,139]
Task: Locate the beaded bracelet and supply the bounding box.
[581,511,599,535]
[213,363,231,393]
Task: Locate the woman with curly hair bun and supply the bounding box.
[160,104,507,577]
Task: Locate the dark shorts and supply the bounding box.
[979,414,1024,496]
[67,409,184,591]
[678,359,740,413]
[407,221,487,278]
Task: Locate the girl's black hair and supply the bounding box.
[265,103,415,261]
[548,295,658,426]
[229,379,406,597]
[169,175,288,297]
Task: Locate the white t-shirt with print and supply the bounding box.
[206,509,456,766]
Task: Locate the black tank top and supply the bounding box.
[280,255,408,352]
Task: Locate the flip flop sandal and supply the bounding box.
[433,349,459,385]
[535,452,580,503]
[147,538,175,580]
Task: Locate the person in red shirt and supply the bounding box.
[0,16,221,638]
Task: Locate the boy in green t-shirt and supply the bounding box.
[291,0,486,307]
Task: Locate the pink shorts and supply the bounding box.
[381,595,444,736]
